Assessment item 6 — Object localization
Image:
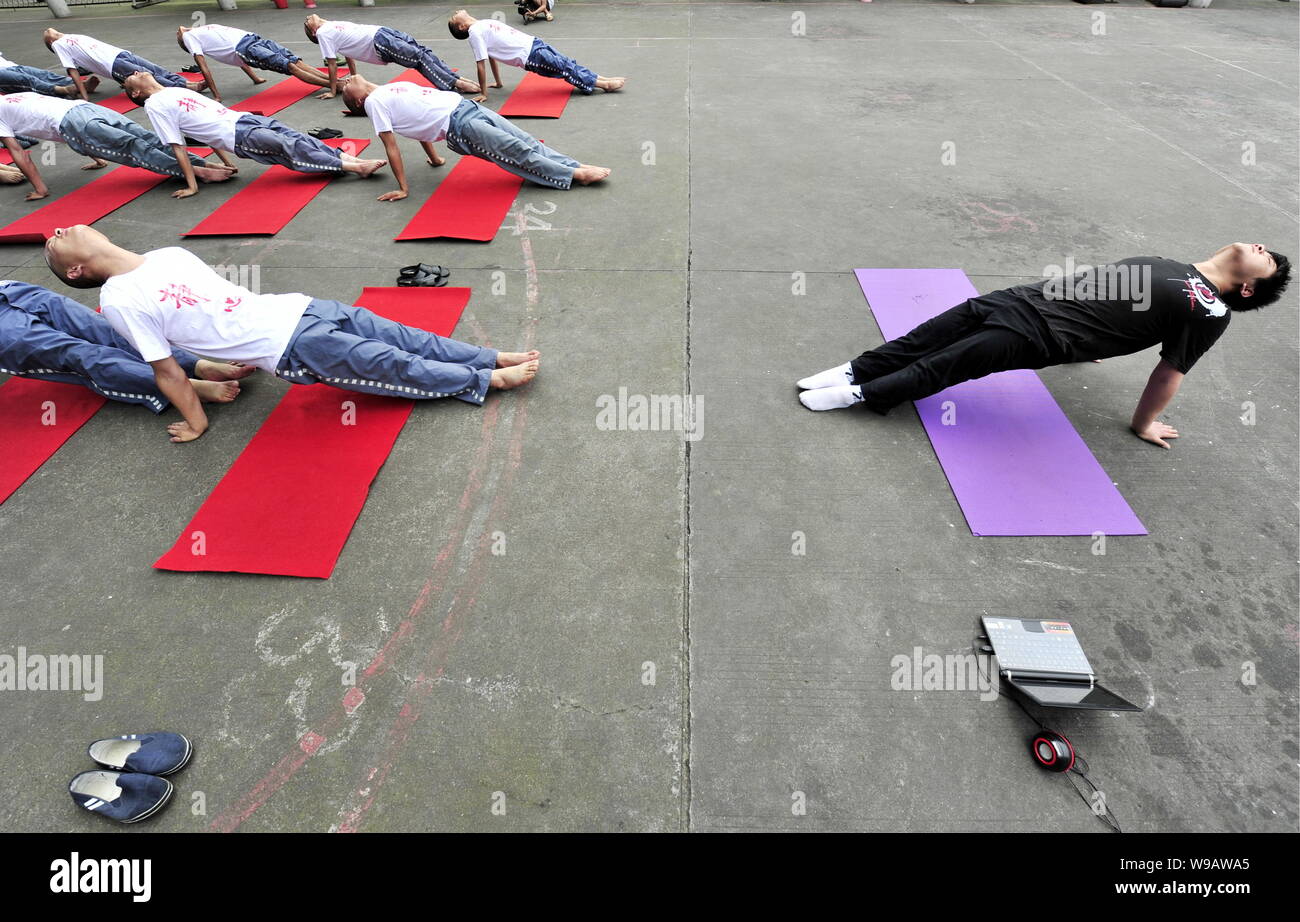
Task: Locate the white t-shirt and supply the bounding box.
[51,34,124,79]
[142,87,242,151]
[100,248,309,372]
[315,21,384,66]
[467,20,534,67]
[364,82,459,143]
[0,52,19,70]
[0,93,83,141]
[181,25,252,67]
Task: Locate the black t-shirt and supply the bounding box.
[982,257,1231,373]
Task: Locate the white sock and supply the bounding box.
[799,384,862,411]
[797,362,853,390]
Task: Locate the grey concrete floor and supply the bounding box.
[0,0,1296,832]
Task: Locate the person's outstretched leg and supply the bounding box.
[447,103,579,189]
[525,39,600,94]
[847,298,988,386]
[110,51,189,88]
[277,306,488,404]
[0,64,76,97]
[850,326,1043,414]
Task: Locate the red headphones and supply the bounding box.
[1029,730,1075,773]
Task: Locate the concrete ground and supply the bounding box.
[0,0,1295,833]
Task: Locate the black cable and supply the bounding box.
[973,635,1124,833]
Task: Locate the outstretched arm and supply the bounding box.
[169,142,200,198]
[472,59,489,102]
[376,131,409,201]
[66,68,91,101]
[319,59,341,98]
[194,54,220,101]
[4,136,49,200]
[1130,358,1184,449]
[151,355,209,442]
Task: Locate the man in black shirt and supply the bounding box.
[797,244,1291,449]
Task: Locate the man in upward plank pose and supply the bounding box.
[0,92,231,200]
[343,75,608,201]
[447,9,623,104]
[44,225,540,443]
[43,29,196,100]
[303,15,479,100]
[796,247,1291,449]
[176,24,331,103]
[124,72,387,198]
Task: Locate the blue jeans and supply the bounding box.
[235,34,301,75]
[445,98,580,190]
[233,114,343,172]
[110,50,187,88]
[0,64,74,96]
[0,281,198,413]
[372,27,459,91]
[275,299,496,405]
[524,37,596,94]
[59,103,206,178]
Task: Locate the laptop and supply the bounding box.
[980,616,1142,711]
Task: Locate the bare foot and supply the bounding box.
[191,378,241,403]
[252,76,268,85]
[572,165,611,185]
[195,359,257,382]
[0,167,24,185]
[351,158,388,178]
[496,350,540,368]
[596,77,626,92]
[489,360,539,390]
[80,159,108,171]
[195,166,235,183]
[455,78,481,93]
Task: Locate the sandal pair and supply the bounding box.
[398,264,450,287]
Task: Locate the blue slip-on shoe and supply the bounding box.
[68,771,174,824]
[87,732,193,776]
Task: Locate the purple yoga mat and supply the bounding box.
[853,268,1146,537]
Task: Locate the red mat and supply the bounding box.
[229,74,328,117]
[0,377,107,506]
[389,68,433,87]
[395,153,524,242]
[95,93,139,114]
[0,148,211,245]
[498,72,574,118]
[153,286,473,579]
[183,138,371,237]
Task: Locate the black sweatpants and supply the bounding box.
[850,296,1053,414]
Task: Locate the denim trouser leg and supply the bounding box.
[233,114,344,172]
[110,50,188,88]
[445,99,579,190]
[276,299,496,405]
[234,34,301,75]
[0,64,74,96]
[373,27,459,91]
[524,38,596,93]
[58,105,205,178]
[1,294,198,414]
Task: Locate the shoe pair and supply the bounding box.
[68,732,192,824]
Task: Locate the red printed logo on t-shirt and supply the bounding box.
[158,283,208,310]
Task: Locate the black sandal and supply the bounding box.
[309,127,344,140]
[397,264,450,287]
